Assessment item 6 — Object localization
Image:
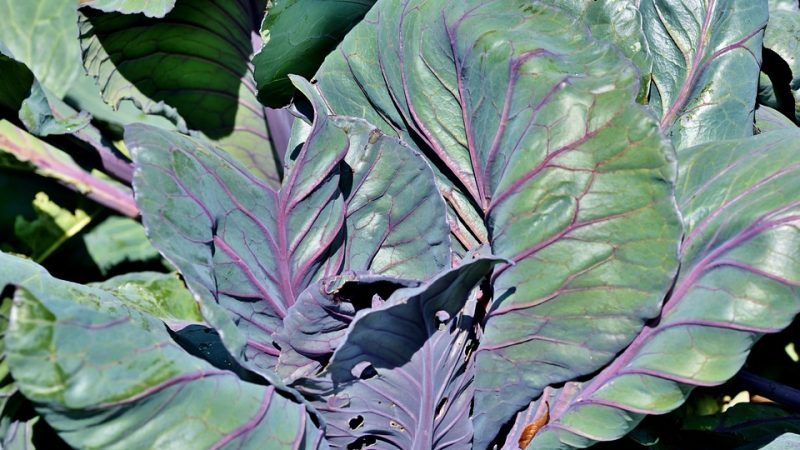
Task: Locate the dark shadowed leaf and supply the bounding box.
[761,4,800,123]
[0,1,82,98]
[253,0,375,107]
[14,193,93,263]
[303,256,501,450]
[79,0,283,185]
[0,252,328,450]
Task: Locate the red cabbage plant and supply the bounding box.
[1,0,799,449]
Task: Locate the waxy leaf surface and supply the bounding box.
[513,130,800,449]
[312,1,681,444]
[130,78,449,373]
[641,0,767,148]
[0,252,328,450]
[762,5,800,123]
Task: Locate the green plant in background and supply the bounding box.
[0,1,799,449]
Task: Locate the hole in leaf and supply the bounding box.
[347,435,377,450]
[351,361,377,379]
[334,280,412,311]
[389,420,405,432]
[435,397,449,420]
[434,310,450,329]
[348,415,364,430]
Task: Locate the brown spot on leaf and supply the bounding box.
[518,401,550,449]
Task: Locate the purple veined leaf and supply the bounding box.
[311,1,682,445]
[274,272,419,383]
[543,0,653,104]
[299,256,502,450]
[0,251,328,450]
[0,120,138,217]
[129,76,450,375]
[79,0,284,186]
[508,129,800,449]
[128,82,347,374]
[641,0,768,149]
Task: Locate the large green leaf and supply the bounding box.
[79,0,283,186]
[129,77,450,374]
[0,1,82,99]
[311,1,681,444]
[641,0,767,148]
[80,0,177,18]
[253,0,375,107]
[0,252,328,450]
[511,129,800,449]
[0,120,138,217]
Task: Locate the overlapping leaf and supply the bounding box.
[762,3,800,123]
[274,273,417,382]
[304,256,501,450]
[546,0,653,103]
[311,1,681,445]
[641,0,767,148]
[0,0,82,98]
[509,130,800,449]
[80,0,177,18]
[254,0,376,107]
[0,252,327,450]
[129,77,449,373]
[82,217,161,275]
[756,105,797,133]
[0,120,138,217]
[79,0,283,185]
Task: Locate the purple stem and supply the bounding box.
[265,107,293,168]
[73,126,134,183]
[734,370,800,412]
